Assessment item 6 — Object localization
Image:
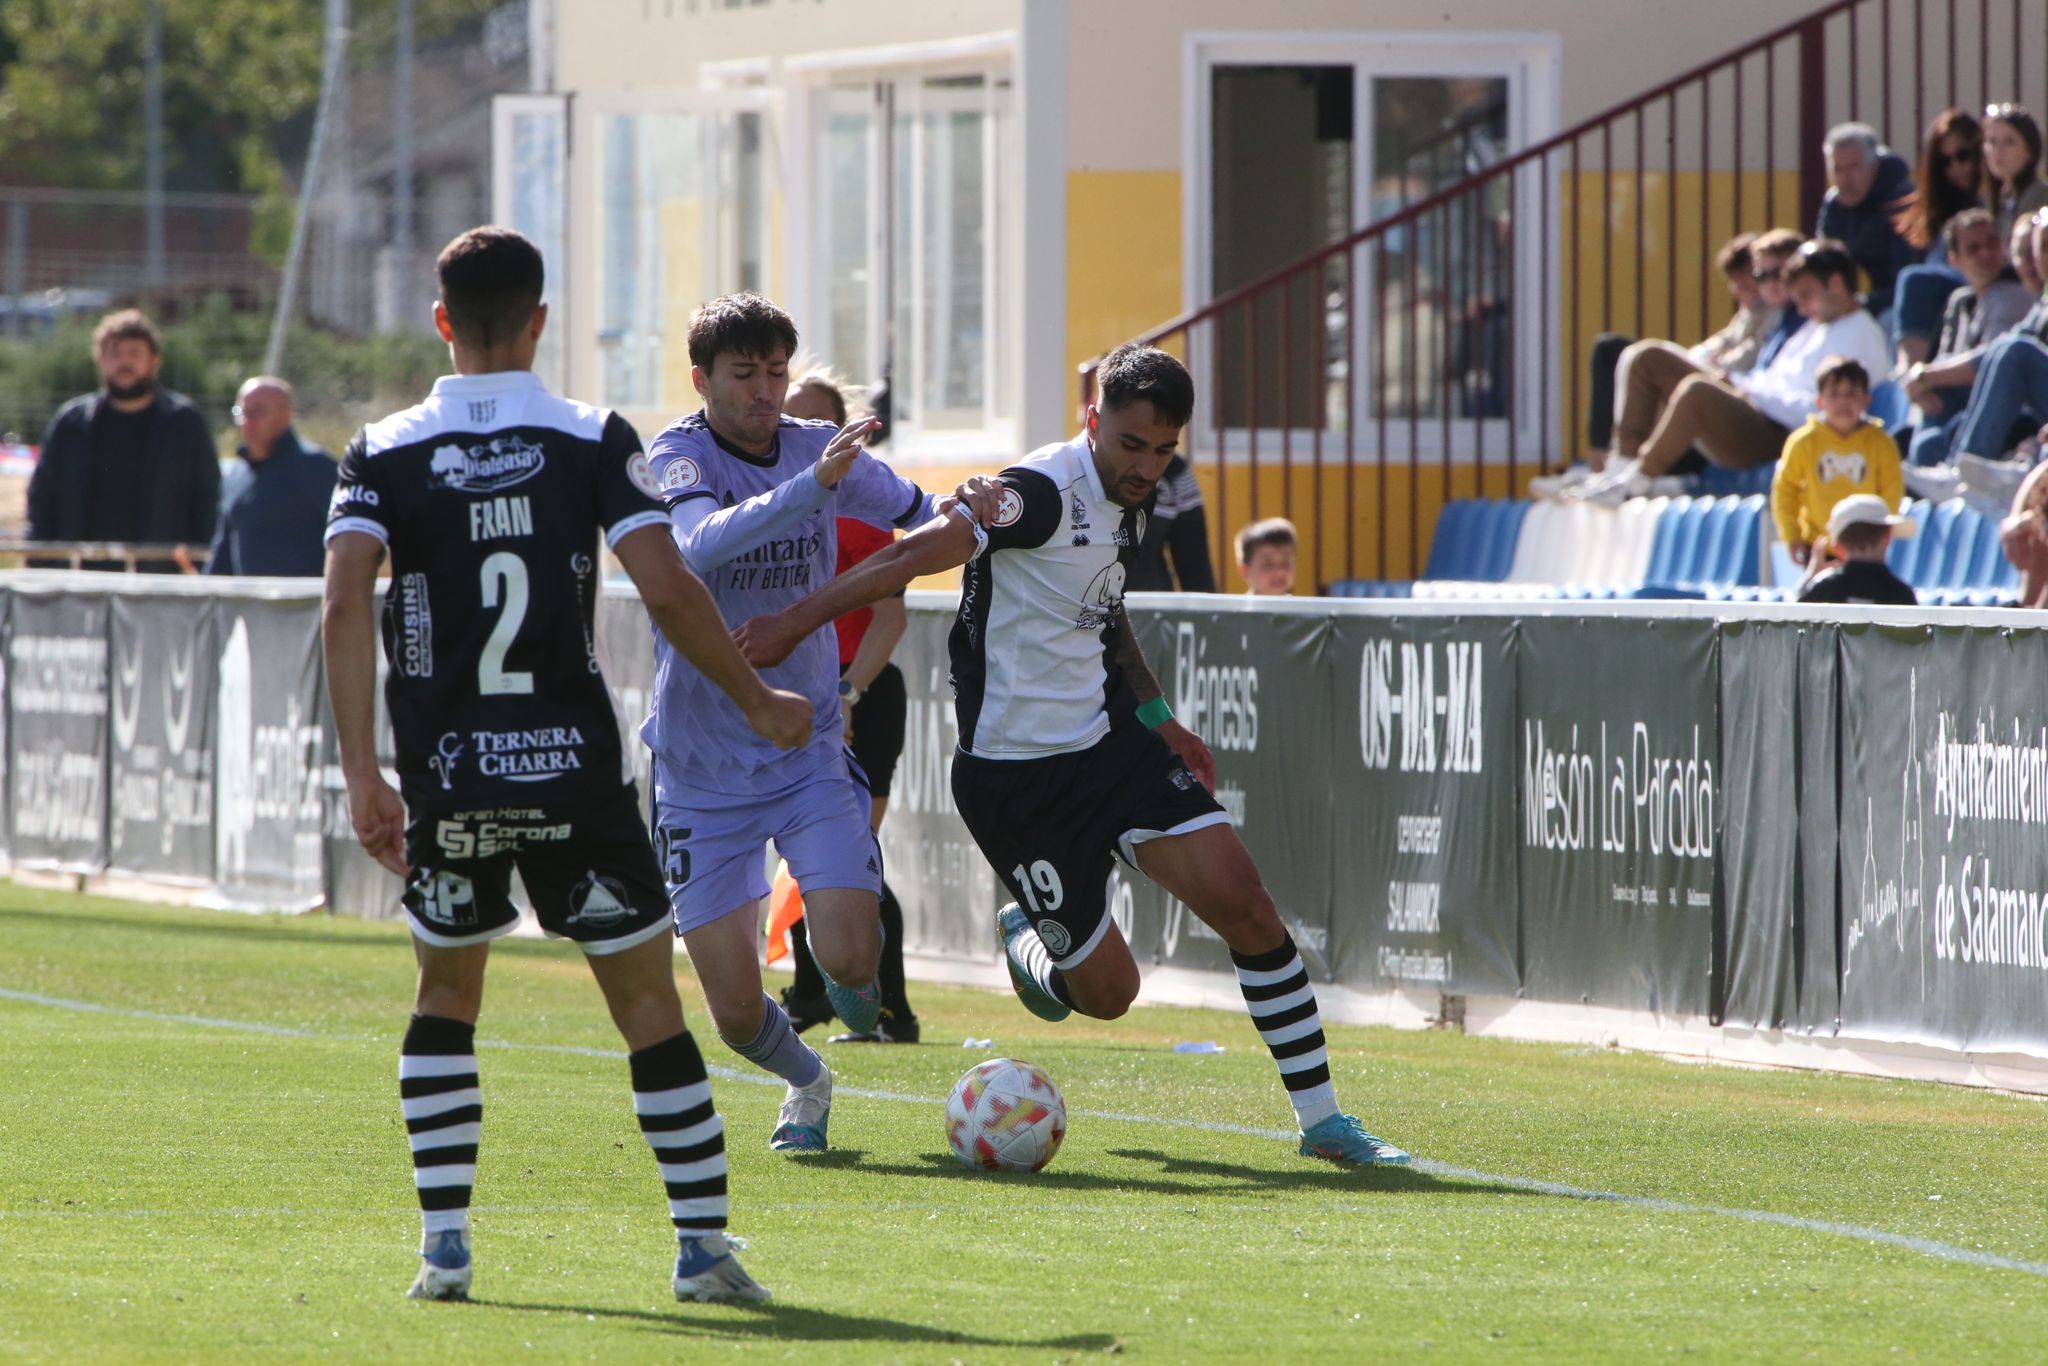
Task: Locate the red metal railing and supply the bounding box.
[1080,0,2048,584]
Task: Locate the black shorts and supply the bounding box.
[399,782,671,955]
[846,662,906,798]
[950,721,1229,968]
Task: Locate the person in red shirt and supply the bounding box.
[778,368,919,1042]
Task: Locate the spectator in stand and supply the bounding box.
[1554,230,1800,495]
[1235,517,1298,596]
[2014,211,2047,295]
[1906,209,2048,507]
[1797,494,1918,605]
[1571,240,1889,506]
[1816,123,1917,318]
[1125,453,1216,591]
[775,366,919,1043]
[1890,108,1983,368]
[26,309,219,571]
[1771,357,1904,567]
[1897,210,2036,466]
[1982,104,2048,238]
[1997,458,2048,607]
[206,376,336,577]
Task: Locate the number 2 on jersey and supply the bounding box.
[478,551,534,695]
[1012,860,1064,916]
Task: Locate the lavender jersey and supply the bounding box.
[641,411,942,796]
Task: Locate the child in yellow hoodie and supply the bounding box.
[1770,356,1905,566]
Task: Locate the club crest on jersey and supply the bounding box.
[429,435,545,493]
[627,451,663,498]
[993,488,1025,528]
[661,456,703,492]
[1070,492,1089,528]
[430,731,463,790]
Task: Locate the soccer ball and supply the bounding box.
[944,1057,1067,1172]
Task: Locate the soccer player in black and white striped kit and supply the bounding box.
[324,227,814,1303]
[734,344,1408,1165]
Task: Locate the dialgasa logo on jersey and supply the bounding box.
[428,435,545,493]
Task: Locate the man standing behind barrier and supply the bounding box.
[735,344,1410,1167]
[27,308,219,570]
[323,227,809,1306]
[206,377,336,577]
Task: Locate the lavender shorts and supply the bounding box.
[650,749,883,933]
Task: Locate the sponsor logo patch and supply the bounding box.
[430,731,463,791]
[429,436,546,493]
[412,868,479,927]
[567,871,634,928]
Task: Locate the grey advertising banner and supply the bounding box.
[8,591,109,871]
[596,591,658,798]
[107,594,219,883]
[321,589,404,922]
[212,597,326,907]
[1837,624,2048,1055]
[1327,614,1520,997]
[1517,617,1719,1016]
[1796,623,1843,1033]
[1116,604,1334,977]
[877,601,1001,964]
[1717,619,1802,1030]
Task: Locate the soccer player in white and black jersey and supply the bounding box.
[324,227,813,1305]
[736,344,1409,1165]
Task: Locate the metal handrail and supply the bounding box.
[1080,0,2046,585]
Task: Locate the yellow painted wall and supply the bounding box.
[1559,169,1806,458]
[1065,170,1182,418]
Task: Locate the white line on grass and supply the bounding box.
[9,986,2048,1281]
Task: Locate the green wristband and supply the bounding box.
[1136,696,1173,730]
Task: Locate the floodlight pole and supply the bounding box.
[264,0,349,374]
[143,0,165,289]
[392,0,414,330]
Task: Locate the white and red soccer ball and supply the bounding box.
[945,1058,1067,1172]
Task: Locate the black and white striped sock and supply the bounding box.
[1010,925,1076,1007]
[1231,937,1340,1130]
[399,1013,480,1241]
[630,1031,728,1233]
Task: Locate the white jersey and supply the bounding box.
[949,435,1145,760]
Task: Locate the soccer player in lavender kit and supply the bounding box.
[642,293,997,1152]
[737,344,1410,1166]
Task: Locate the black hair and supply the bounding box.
[1785,238,1861,293]
[436,226,545,348]
[687,292,799,373]
[1096,343,1194,428]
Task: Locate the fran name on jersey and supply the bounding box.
[469,494,534,542]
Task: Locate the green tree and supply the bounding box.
[0,0,500,198]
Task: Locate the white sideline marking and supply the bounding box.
[8,987,2048,1281]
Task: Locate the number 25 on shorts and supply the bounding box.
[657,826,692,887]
[1012,860,1063,916]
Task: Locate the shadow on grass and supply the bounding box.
[841,1147,1528,1199]
[476,1297,1117,1350]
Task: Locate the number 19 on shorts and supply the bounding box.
[1012,860,1063,916]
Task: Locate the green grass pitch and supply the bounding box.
[4,883,2048,1363]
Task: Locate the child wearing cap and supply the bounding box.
[1797,494,1919,604]
[1770,356,1906,567]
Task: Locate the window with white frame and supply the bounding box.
[807,67,1014,440]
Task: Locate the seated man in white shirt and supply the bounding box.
[1576,239,1890,506]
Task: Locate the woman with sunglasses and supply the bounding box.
[1983,104,2048,237]
[1892,109,1984,368]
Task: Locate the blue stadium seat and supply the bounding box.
[1694,461,1777,498]
[1886,498,2021,595]
[1419,498,1528,582]
[1866,380,1911,436]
